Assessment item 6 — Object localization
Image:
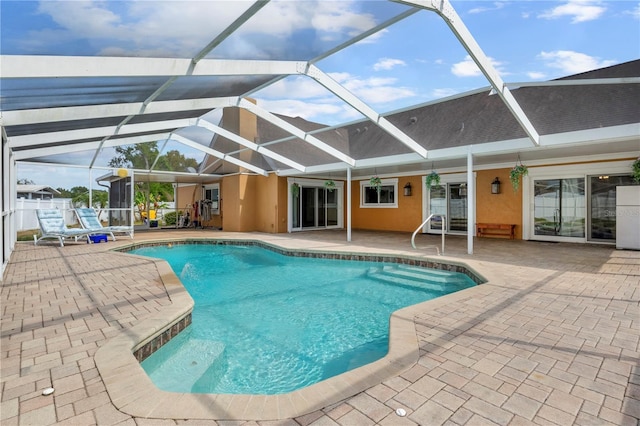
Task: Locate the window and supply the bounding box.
[203,184,220,215]
[360,178,398,208]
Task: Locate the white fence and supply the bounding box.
[16,198,78,231]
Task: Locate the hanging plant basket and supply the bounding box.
[370,176,382,194]
[632,157,640,184]
[425,171,441,188]
[324,179,336,192]
[510,163,529,192]
[291,183,300,197]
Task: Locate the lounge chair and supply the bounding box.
[35,209,96,246]
[75,208,133,241]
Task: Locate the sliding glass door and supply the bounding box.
[290,180,341,231]
[427,181,468,234]
[533,178,585,239]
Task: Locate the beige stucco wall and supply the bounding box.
[475,169,523,239]
[350,176,423,233]
[348,171,525,238]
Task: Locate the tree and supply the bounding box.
[164,149,199,172]
[108,142,200,222]
[56,186,108,208]
[17,178,35,185]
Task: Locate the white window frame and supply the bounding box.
[360,178,398,208]
[422,172,476,234]
[287,177,344,232]
[522,160,630,242]
[202,183,220,215]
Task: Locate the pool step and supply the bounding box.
[366,265,472,293]
[144,338,227,393]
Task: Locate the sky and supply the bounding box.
[3,0,639,190]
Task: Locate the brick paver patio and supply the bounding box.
[1,230,638,425]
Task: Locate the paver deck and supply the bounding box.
[1,229,639,425]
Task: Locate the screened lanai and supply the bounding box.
[2,0,639,277]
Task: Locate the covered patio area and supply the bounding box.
[1,231,638,425]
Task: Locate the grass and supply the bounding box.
[18,229,40,241]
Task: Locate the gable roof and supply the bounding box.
[17,185,61,195]
[234,59,639,177]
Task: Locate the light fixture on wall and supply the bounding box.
[404,182,412,196]
[459,183,467,196]
[491,177,501,194]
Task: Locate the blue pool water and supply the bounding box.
[132,243,475,395]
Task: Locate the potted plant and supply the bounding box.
[425,171,440,188]
[324,179,336,192]
[510,163,528,192]
[291,183,300,197]
[369,176,382,194]
[632,157,640,184]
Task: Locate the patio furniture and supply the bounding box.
[35,209,96,246]
[75,208,134,241]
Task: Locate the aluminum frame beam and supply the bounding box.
[1,56,302,79]
[12,133,172,161]
[237,98,356,167]
[393,0,540,146]
[8,119,192,148]
[1,98,238,127]
[193,118,306,172]
[170,133,268,176]
[302,64,429,158]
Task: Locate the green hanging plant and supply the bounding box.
[632,157,640,184]
[370,176,382,194]
[510,161,529,192]
[291,183,300,197]
[324,179,336,192]
[425,171,441,188]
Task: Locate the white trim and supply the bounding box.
[202,183,221,215]
[287,178,344,232]
[422,172,477,235]
[360,178,398,208]
[522,160,632,242]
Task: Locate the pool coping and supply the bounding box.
[95,237,498,421]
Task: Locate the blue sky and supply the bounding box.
[4,0,639,189]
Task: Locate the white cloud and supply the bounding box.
[538,50,617,74]
[527,71,547,80]
[255,98,351,123]
[373,58,406,71]
[255,76,334,100]
[626,3,640,20]
[468,2,506,14]
[538,1,606,23]
[451,55,506,77]
[254,71,416,124]
[431,88,459,99]
[32,0,379,57]
[311,1,377,35]
[331,74,416,104]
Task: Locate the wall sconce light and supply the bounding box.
[491,177,501,194]
[404,182,412,196]
[459,183,467,196]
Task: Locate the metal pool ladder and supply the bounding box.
[411,214,446,255]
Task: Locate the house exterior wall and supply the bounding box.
[475,168,523,239]
[220,174,283,233]
[347,172,524,237]
[350,175,423,233]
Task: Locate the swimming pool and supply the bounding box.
[131,242,476,395]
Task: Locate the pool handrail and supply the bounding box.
[411,214,446,255]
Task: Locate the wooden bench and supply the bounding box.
[476,223,516,239]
